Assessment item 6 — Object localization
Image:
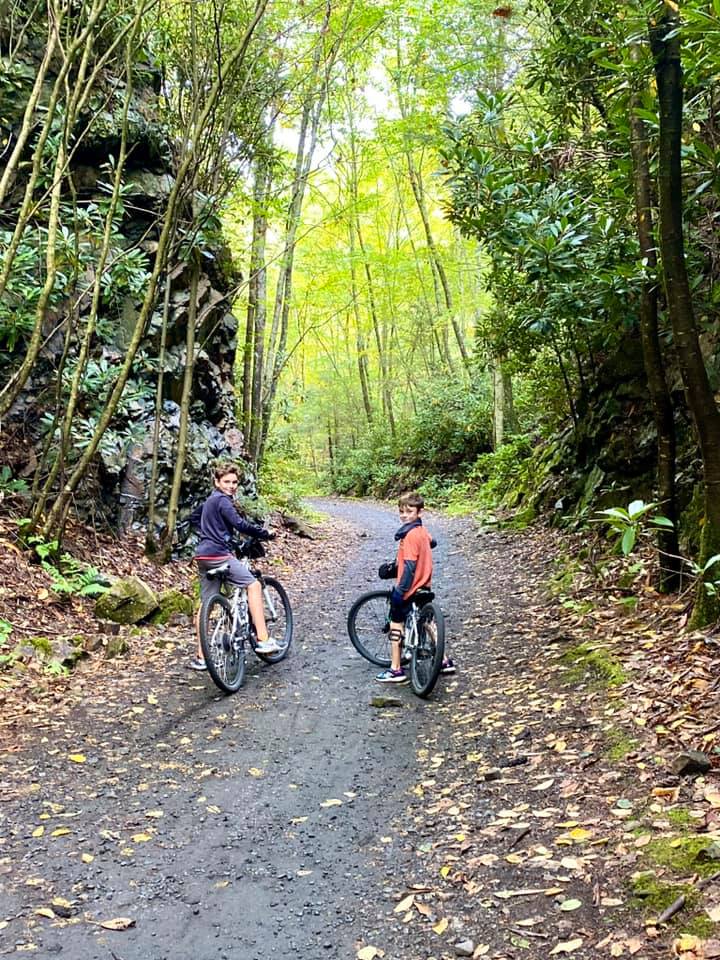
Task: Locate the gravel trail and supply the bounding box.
[1,499,481,960]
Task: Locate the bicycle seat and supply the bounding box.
[206,563,231,580]
[413,588,435,605]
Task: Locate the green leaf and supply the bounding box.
[650,516,675,529]
[621,526,637,556]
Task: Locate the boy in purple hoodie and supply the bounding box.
[189,463,278,669]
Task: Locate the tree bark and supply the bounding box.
[245,144,271,451]
[492,354,516,449]
[629,54,681,591]
[650,4,720,622]
[159,258,200,561]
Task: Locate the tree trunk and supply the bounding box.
[629,57,681,591]
[492,355,516,449]
[39,0,271,540]
[348,229,374,426]
[356,220,395,435]
[159,259,200,561]
[245,144,271,451]
[650,5,720,623]
[257,0,341,465]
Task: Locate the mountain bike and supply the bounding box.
[199,538,293,694]
[346,586,445,698]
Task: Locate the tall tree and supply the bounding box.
[650,2,720,622]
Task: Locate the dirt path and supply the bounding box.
[0,499,479,959]
[0,499,688,959]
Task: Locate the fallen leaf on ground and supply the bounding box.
[495,888,547,899]
[432,918,448,935]
[394,895,415,913]
[320,798,342,808]
[559,898,582,911]
[99,917,135,930]
[357,947,380,960]
[67,754,86,763]
[550,939,583,955]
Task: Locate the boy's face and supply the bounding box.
[399,504,421,524]
[215,472,239,496]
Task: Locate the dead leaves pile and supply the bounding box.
[369,526,720,959]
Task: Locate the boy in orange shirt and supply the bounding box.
[375,491,455,683]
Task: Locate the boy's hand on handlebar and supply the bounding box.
[257,529,275,541]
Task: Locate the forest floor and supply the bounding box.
[1,498,720,960]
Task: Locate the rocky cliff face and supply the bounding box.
[0,11,256,534]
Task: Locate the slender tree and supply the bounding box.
[650,2,720,622]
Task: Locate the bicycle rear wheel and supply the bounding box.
[347,590,392,667]
[199,594,246,694]
[410,601,445,698]
[254,577,293,664]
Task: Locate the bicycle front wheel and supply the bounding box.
[255,577,293,664]
[199,594,246,694]
[347,590,392,667]
[410,602,445,698]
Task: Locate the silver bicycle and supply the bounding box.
[346,586,446,698]
[199,538,293,694]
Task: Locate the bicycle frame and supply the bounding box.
[403,605,421,651]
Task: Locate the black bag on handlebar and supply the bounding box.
[378,560,398,580]
[232,538,266,560]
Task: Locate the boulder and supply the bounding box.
[94,576,159,624]
[104,635,130,659]
[281,514,315,539]
[148,588,195,625]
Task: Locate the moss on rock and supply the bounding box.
[560,642,626,687]
[148,589,194,625]
[94,576,158,624]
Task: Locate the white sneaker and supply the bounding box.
[255,638,280,655]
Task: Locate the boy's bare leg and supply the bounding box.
[389,622,404,671]
[247,580,270,642]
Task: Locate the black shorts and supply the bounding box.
[390,595,412,624]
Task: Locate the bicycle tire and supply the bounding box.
[347,589,392,667]
[199,593,246,694]
[254,577,293,664]
[410,601,445,698]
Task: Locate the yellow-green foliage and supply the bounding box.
[603,727,637,760]
[644,836,719,877]
[560,642,626,687]
[629,871,695,914]
[630,834,720,934]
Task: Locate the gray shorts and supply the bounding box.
[196,557,255,603]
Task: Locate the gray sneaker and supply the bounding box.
[187,657,207,671]
[255,638,280,655]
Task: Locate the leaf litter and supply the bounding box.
[3,514,720,957]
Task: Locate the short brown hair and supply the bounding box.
[214,462,239,481]
[398,490,424,510]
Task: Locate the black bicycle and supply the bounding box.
[199,538,293,694]
[347,586,445,698]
